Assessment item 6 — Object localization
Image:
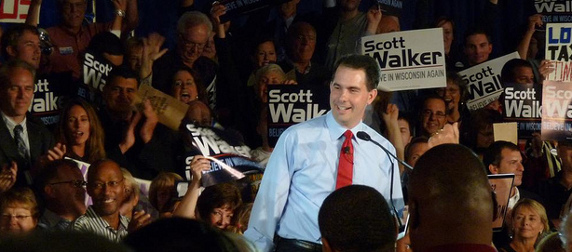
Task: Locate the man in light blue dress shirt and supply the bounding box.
[244,55,404,252]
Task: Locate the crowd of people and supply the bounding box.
[1,0,572,251]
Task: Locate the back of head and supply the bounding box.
[124,217,247,252]
[87,32,123,57]
[0,231,131,252]
[408,144,493,251]
[561,210,572,252]
[318,185,396,252]
[500,58,533,83]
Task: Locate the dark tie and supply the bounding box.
[13,125,29,161]
[336,130,353,189]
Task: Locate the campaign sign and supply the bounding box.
[545,23,572,81]
[81,51,113,106]
[535,0,572,23]
[361,28,446,92]
[488,174,514,232]
[541,80,572,141]
[219,0,289,22]
[0,0,30,23]
[460,52,520,111]
[183,123,263,188]
[502,83,543,138]
[267,85,329,147]
[137,85,189,131]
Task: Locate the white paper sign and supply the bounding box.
[361,28,446,91]
[546,23,572,82]
[0,0,30,23]
[460,52,520,110]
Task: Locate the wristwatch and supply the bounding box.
[115,9,125,17]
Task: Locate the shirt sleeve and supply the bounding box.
[244,130,294,252]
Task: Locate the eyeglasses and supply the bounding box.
[422,110,446,119]
[1,214,31,221]
[90,178,124,189]
[178,34,205,50]
[49,180,87,188]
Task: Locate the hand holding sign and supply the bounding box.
[527,14,543,33]
[539,60,555,81]
[190,155,211,183]
[428,122,459,149]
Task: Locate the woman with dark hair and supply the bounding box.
[170,66,208,106]
[173,155,242,231]
[56,98,106,163]
[437,71,469,125]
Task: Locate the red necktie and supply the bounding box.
[336,130,354,189]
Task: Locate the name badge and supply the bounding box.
[59,47,74,55]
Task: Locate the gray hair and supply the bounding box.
[254,64,286,85]
[177,11,213,35]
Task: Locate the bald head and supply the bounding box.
[408,144,493,251]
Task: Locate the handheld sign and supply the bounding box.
[459,52,520,110]
[502,83,543,138]
[541,80,572,141]
[488,174,515,232]
[267,85,329,147]
[183,123,263,188]
[534,0,572,23]
[137,85,189,131]
[546,23,572,82]
[361,28,446,91]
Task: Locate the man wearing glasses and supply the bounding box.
[35,159,86,231]
[419,95,447,137]
[71,159,150,242]
[151,11,218,108]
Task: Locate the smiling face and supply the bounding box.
[66,105,90,147]
[60,0,87,30]
[0,67,35,123]
[209,204,233,230]
[330,66,377,129]
[87,161,125,218]
[421,98,446,135]
[48,164,87,216]
[0,204,37,235]
[254,41,277,68]
[464,33,492,66]
[104,76,138,117]
[177,24,210,66]
[438,81,461,112]
[512,206,544,241]
[172,70,198,104]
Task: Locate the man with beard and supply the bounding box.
[71,159,148,241]
[35,159,86,231]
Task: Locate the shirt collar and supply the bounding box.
[1,110,27,132]
[326,111,366,144]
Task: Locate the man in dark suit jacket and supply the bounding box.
[0,60,54,187]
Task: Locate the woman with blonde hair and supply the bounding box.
[149,172,183,217]
[500,199,549,252]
